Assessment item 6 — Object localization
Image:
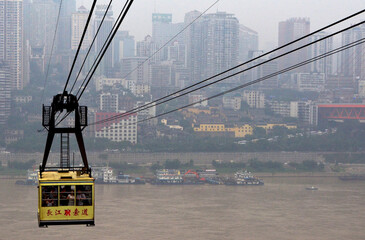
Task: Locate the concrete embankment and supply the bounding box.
[1,151,324,165]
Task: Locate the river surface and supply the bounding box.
[0,177,365,240]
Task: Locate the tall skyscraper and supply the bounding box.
[308,31,333,76]
[184,10,202,83]
[94,5,114,77]
[71,6,93,50]
[278,18,310,73]
[152,13,184,61]
[238,24,258,62]
[187,12,239,82]
[57,0,75,53]
[341,24,365,80]
[113,30,135,66]
[0,62,11,126]
[0,0,23,90]
[24,0,58,73]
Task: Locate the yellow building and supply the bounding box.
[193,124,253,138]
[194,124,226,132]
[226,124,253,138]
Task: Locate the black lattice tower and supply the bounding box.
[40,92,89,176]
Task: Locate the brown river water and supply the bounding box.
[0,177,364,240]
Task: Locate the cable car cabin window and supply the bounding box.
[76,185,92,206]
[42,186,58,207]
[60,185,75,206]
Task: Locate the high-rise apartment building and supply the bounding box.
[278,18,310,73]
[57,0,75,53]
[94,5,114,77]
[113,31,135,66]
[0,0,23,90]
[341,24,365,84]
[184,10,201,82]
[187,12,239,82]
[71,6,93,50]
[25,0,58,72]
[239,24,259,62]
[308,31,333,76]
[152,13,184,61]
[0,62,10,125]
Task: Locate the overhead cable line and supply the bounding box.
[70,0,113,94]
[90,37,365,131]
[119,0,221,82]
[63,0,97,94]
[41,0,63,105]
[90,17,365,126]
[76,0,134,99]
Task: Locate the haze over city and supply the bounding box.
[80,0,365,50]
[0,0,365,239]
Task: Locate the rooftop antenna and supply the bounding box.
[154,0,156,12]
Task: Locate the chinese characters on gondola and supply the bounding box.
[46,208,88,217]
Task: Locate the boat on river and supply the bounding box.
[305,186,318,190]
[225,170,264,186]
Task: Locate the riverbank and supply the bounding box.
[0,171,347,179]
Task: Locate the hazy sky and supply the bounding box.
[78,0,365,50]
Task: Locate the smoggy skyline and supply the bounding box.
[77,0,365,50]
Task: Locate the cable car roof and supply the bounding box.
[38,171,94,182]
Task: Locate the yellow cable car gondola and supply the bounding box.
[38,171,94,227]
[38,92,94,227]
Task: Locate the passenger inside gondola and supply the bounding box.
[76,188,86,206]
[42,186,58,207]
[67,191,75,206]
[60,186,68,206]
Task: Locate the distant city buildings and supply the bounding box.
[5,3,365,146]
[278,18,310,73]
[0,0,24,90]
